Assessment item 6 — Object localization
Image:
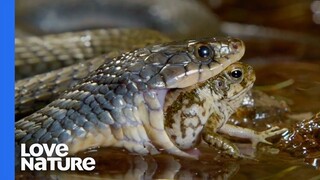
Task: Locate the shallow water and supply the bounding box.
[252,60,320,113]
[17,146,320,179]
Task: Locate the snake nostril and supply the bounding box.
[232,43,238,50]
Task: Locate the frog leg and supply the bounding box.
[218,124,288,149]
[202,115,241,158]
[202,131,241,158]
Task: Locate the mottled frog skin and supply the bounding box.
[164,62,287,158]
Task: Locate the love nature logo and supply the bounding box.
[20,144,96,171]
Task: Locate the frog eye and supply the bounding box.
[230,69,242,79]
[195,44,214,59]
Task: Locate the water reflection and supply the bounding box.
[17,145,320,179]
[34,148,239,179]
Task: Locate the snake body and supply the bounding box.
[15,29,171,118]
[15,29,171,79]
[16,34,245,158]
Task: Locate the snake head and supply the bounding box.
[142,37,245,89]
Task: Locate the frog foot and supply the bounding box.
[251,126,288,149]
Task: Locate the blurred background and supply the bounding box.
[16,0,320,60]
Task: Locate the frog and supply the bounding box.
[164,62,288,158]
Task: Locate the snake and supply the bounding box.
[15,29,172,118]
[15,28,288,159]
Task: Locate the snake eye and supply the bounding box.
[196,45,213,59]
[198,46,211,58]
[231,69,242,79]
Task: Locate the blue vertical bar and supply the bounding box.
[0,0,14,179]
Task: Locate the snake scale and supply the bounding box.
[15,29,171,118]
[15,28,287,159]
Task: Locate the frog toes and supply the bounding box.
[251,138,271,149]
[252,126,288,148]
[263,126,288,137]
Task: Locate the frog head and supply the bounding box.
[163,62,255,150]
[206,62,256,117]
